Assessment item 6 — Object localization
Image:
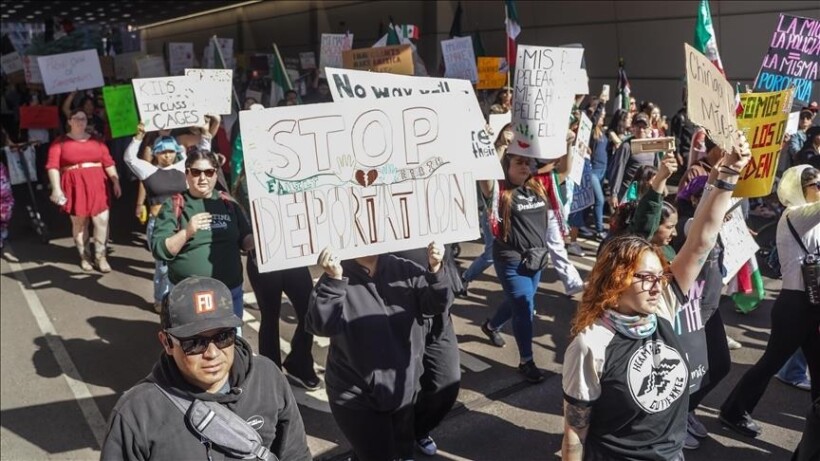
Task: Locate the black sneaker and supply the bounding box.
[458,274,470,297]
[283,362,321,391]
[518,360,545,384]
[481,320,505,347]
[719,411,762,438]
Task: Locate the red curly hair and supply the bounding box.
[570,236,670,337]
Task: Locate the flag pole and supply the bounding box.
[211,35,242,113]
[504,2,510,87]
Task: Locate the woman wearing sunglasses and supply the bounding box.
[561,134,751,461]
[151,149,254,327]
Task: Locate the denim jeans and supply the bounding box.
[777,349,809,383]
[463,213,494,283]
[489,259,542,362]
[590,169,606,232]
[146,216,170,304]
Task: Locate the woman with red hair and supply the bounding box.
[561,133,751,461]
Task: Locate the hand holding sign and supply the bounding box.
[657,152,679,182]
[318,247,344,280]
[427,241,445,273]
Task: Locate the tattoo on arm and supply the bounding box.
[566,403,592,430]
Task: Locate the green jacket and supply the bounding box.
[628,189,677,261]
[152,190,251,288]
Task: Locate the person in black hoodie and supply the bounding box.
[101,276,310,461]
[307,242,453,461]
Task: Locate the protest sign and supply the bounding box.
[102,85,139,139]
[319,33,353,76]
[204,38,235,69]
[114,51,146,80]
[185,68,233,115]
[569,113,593,186]
[3,146,37,185]
[569,161,594,213]
[299,51,316,70]
[568,146,586,186]
[575,112,593,150]
[19,105,59,129]
[168,42,194,75]
[734,88,793,198]
[509,45,584,159]
[441,36,478,83]
[239,94,484,272]
[785,111,800,134]
[136,55,168,78]
[326,67,503,180]
[477,57,508,90]
[23,55,42,84]
[342,45,414,76]
[720,202,760,285]
[685,43,738,150]
[38,49,104,95]
[132,76,203,132]
[754,14,819,109]
[489,113,512,141]
[245,89,263,104]
[1,52,24,74]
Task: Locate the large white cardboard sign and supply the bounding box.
[168,42,194,75]
[240,94,486,272]
[325,67,503,180]
[685,43,737,150]
[509,45,584,159]
[132,76,203,132]
[441,36,478,83]
[185,68,233,115]
[38,49,104,95]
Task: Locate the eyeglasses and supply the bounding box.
[187,167,217,178]
[168,329,236,355]
[632,272,670,291]
[71,116,87,121]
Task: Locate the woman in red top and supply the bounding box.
[46,108,121,272]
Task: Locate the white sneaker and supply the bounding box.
[416,435,437,456]
[566,242,585,257]
[726,336,742,350]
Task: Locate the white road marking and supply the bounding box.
[5,245,108,447]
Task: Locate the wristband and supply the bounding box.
[715,179,736,191]
[719,166,742,176]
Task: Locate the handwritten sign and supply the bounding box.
[477,57,508,90]
[136,55,168,78]
[299,51,316,70]
[114,51,146,80]
[319,33,353,76]
[37,49,104,95]
[185,68,233,115]
[569,113,593,186]
[342,45,414,76]
[19,105,59,129]
[102,85,139,139]
[1,52,24,74]
[509,45,583,159]
[685,43,737,150]
[441,36,478,83]
[570,161,594,213]
[785,111,800,134]
[720,202,760,285]
[754,14,820,109]
[326,67,503,180]
[23,55,42,84]
[239,94,491,272]
[132,76,203,132]
[204,38,234,69]
[168,42,194,75]
[734,88,793,198]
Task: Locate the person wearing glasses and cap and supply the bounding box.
[101,276,311,461]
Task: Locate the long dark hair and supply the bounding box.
[497,154,548,243]
[607,109,631,136]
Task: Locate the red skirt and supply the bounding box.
[61,167,110,217]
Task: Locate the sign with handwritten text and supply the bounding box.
[753,14,819,109]
[38,49,104,95]
[132,76,203,132]
[685,43,737,150]
[185,68,233,115]
[342,45,414,76]
[720,201,759,285]
[319,33,353,76]
[441,36,478,83]
[477,57,508,90]
[168,42,194,75]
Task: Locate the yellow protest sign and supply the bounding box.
[476,57,508,89]
[342,45,414,76]
[734,88,793,198]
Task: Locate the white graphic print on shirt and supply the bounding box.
[627,340,688,413]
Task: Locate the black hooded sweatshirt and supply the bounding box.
[306,254,453,412]
[100,337,310,461]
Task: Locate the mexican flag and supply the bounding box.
[616,59,631,111]
[505,0,520,67]
[731,258,766,314]
[694,0,724,75]
[270,43,293,106]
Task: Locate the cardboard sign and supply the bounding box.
[319,33,353,76]
[342,45,414,76]
[136,55,168,78]
[754,14,820,109]
[185,68,233,115]
[23,55,42,84]
[19,105,59,129]
[631,137,676,154]
[720,202,760,285]
[326,67,503,180]
[476,57,508,90]
[240,94,490,272]
[441,36,478,83]
[509,45,584,159]
[168,42,194,75]
[685,43,738,150]
[785,111,800,134]
[1,52,24,74]
[102,85,139,139]
[299,51,316,70]
[734,88,793,198]
[132,76,203,132]
[38,49,104,95]
[114,51,146,80]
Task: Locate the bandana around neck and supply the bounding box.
[603,309,658,339]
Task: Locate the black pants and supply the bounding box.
[330,402,415,461]
[689,309,731,411]
[415,314,461,439]
[722,290,820,419]
[246,255,314,370]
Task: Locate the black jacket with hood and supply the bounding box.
[100,337,310,461]
[306,254,453,412]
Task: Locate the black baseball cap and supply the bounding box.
[161,276,242,338]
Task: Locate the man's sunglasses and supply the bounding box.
[167,329,236,355]
[187,167,217,178]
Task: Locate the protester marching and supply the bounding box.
[1,1,819,461]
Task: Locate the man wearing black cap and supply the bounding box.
[606,112,657,208]
[101,276,311,461]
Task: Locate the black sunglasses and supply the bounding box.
[187,167,217,178]
[168,329,236,355]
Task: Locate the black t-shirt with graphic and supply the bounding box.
[493,185,548,261]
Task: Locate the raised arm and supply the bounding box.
[123,123,158,180]
[628,152,678,238]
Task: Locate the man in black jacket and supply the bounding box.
[101,276,311,461]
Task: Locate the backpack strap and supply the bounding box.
[153,382,191,414]
[786,215,815,256]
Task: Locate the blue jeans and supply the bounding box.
[146,216,170,304]
[489,258,542,362]
[463,213,494,283]
[777,349,809,383]
[590,169,606,232]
